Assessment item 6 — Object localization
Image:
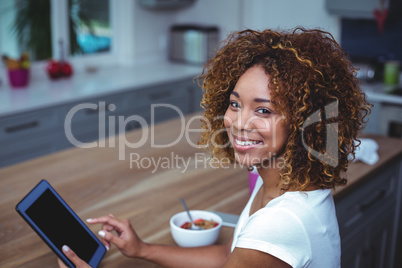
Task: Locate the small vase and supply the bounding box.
[8,68,30,88]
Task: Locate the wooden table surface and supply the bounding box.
[1,113,401,268]
[0,114,249,268]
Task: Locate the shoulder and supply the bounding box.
[235,207,312,267]
[234,190,336,266]
[241,206,311,245]
[245,189,333,232]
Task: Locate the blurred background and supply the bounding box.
[0,0,401,170]
[1,0,402,84]
[0,1,402,268]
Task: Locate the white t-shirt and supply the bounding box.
[231,177,341,268]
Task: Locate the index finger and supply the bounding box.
[86,216,127,232]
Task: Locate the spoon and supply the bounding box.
[180,198,201,230]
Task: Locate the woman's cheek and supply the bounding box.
[223,109,233,129]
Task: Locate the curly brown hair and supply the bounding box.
[198,28,372,191]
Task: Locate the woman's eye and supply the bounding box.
[230,101,240,108]
[256,108,272,114]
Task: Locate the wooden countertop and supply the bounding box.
[0,113,401,268]
[333,135,402,200]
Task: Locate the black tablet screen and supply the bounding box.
[26,189,98,263]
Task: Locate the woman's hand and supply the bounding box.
[57,245,92,268]
[87,214,145,258]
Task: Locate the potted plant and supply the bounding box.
[11,0,81,61]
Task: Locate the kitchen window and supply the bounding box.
[69,0,111,56]
[0,0,128,75]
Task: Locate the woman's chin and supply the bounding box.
[234,152,284,169]
[234,153,260,167]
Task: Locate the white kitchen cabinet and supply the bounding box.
[362,100,402,138]
[378,103,402,138]
[362,100,381,135]
[335,158,402,267]
[361,82,402,137]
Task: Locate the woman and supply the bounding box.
[58,28,371,267]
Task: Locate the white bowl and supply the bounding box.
[170,210,222,247]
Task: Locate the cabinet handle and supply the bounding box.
[5,121,39,133]
[150,90,172,100]
[358,189,386,212]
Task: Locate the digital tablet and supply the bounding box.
[16,180,106,268]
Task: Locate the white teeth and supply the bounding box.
[235,139,260,146]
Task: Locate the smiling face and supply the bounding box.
[224,65,289,167]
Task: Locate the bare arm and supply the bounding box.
[138,240,232,268]
[58,215,291,268]
[223,247,291,268]
[89,215,232,268]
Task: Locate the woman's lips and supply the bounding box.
[232,135,263,151]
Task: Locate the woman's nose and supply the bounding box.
[233,110,253,132]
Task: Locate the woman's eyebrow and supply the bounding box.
[253,98,270,103]
[231,91,270,103]
[231,91,240,98]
